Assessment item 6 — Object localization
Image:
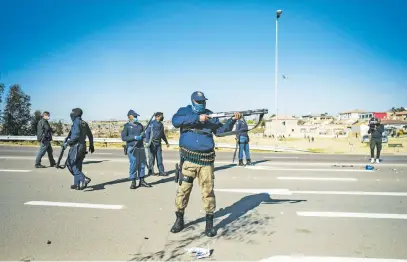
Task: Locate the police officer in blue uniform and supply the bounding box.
[170,91,241,237]
[121,110,152,189]
[235,116,253,166]
[145,112,170,176]
[64,108,94,190]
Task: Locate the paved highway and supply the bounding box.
[0,145,407,261]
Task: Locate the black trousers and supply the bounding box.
[370,138,382,159]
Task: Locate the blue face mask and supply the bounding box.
[133,118,138,123]
[192,101,206,113]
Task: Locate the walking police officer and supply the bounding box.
[235,116,253,166]
[35,111,56,168]
[64,108,94,190]
[145,112,170,176]
[170,91,240,237]
[121,110,152,189]
[368,117,385,163]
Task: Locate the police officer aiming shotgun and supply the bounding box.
[170,91,268,237]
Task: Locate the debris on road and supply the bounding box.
[365,165,374,171]
[333,164,354,168]
[185,247,211,259]
[47,240,51,245]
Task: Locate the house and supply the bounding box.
[395,111,407,120]
[339,109,367,121]
[381,119,407,129]
[301,113,335,123]
[264,116,298,137]
[359,112,387,120]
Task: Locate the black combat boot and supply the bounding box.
[170,211,185,233]
[130,179,137,189]
[70,184,79,190]
[238,160,244,166]
[205,214,217,237]
[139,178,152,187]
[147,169,153,176]
[246,159,253,166]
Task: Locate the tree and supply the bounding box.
[1,84,32,135]
[30,110,42,135]
[51,120,64,136]
[391,107,406,113]
[0,83,4,122]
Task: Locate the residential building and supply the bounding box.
[301,114,335,123]
[264,116,298,137]
[339,109,367,121]
[395,111,407,120]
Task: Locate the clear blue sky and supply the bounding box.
[1,0,406,121]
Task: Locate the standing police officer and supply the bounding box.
[170,91,240,237]
[121,110,152,189]
[235,116,253,166]
[368,117,385,163]
[35,111,56,168]
[145,112,170,176]
[64,108,94,190]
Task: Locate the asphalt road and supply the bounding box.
[1,145,407,261]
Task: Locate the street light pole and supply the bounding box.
[275,10,282,147]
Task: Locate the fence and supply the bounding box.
[0,136,309,153]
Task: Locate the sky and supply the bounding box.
[1,0,406,121]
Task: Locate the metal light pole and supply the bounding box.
[275,9,282,146]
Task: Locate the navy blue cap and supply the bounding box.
[127,109,139,117]
[191,91,208,101]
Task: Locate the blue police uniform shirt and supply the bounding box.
[121,122,144,148]
[145,120,168,146]
[172,105,236,152]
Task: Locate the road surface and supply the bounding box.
[0,145,406,261]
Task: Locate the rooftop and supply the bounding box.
[340,109,367,114]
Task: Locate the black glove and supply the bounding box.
[89,144,95,154]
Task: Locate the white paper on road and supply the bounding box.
[24,201,124,210]
[185,247,211,259]
[297,212,407,219]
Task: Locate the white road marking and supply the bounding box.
[246,166,373,172]
[24,201,124,210]
[297,211,407,220]
[292,191,407,196]
[215,188,407,196]
[215,188,293,195]
[94,153,112,155]
[0,169,32,172]
[260,256,407,261]
[264,156,299,159]
[277,177,358,181]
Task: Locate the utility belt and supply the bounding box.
[181,127,212,136]
[179,146,215,166]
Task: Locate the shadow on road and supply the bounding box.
[83,160,107,165]
[130,193,306,261]
[85,178,130,191]
[184,193,306,231]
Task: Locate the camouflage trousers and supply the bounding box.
[175,161,216,214]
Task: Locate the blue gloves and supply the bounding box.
[135,136,142,141]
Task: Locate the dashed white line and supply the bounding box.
[260,256,407,261]
[246,166,374,172]
[0,169,32,173]
[24,201,124,210]
[215,188,407,196]
[297,211,407,220]
[277,177,357,181]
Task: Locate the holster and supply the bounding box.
[175,159,184,186]
[123,145,128,155]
